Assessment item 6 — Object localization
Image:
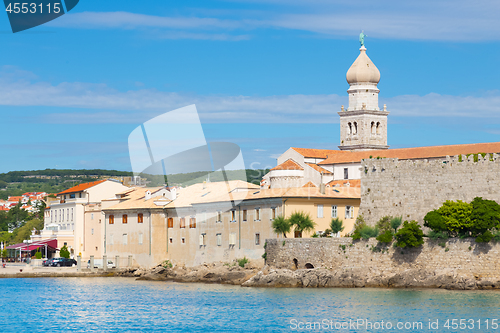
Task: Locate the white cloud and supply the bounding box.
[1,67,499,124]
[46,1,500,42]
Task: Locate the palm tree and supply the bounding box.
[330,218,345,236]
[272,215,291,238]
[289,211,316,238]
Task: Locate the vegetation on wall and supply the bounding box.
[394,221,424,248]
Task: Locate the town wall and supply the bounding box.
[359,154,500,225]
[265,238,500,279]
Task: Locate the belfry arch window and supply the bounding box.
[371,121,375,135]
[376,122,381,134]
[353,122,358,135]
[347,122,352,135]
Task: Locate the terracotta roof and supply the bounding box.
[271,159,303,171]
[7,196,23,202]
[306,163,333,174]
[318,142,500,165]
[327,179,361,188]
[302,181,317,188]
[57,179,108,196]
[291,147,346,159]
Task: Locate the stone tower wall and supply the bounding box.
[359,154,500,225]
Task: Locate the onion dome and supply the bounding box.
[346,47,380,84]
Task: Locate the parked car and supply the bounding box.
[43,258,55,267]
[50,258,77,267]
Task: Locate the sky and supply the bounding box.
[0,0,499,174]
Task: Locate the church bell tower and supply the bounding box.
[338,39,389,151]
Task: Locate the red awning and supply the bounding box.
[6,239,58,251]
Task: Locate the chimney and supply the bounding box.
[320,183,326,195]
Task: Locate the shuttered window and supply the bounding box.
[122,214,128,224]
[180,217,185,228]
[190,217,196,228]
[109,215,114,224]
[167,217,173,228]
[138,213,143,223]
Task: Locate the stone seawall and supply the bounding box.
[359,154,500,225]
[243,238,500,289]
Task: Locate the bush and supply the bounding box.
[35,251,42,259]
[320,228,332,237]
[351,215,367,240]
[358,225,379,240]
[476,230,493,243]
[376,216,392,233]
[437,200,472,236]
[237,257,249,268]
[394,221,424,248]
[427,230,449,240]
[390,216,403,233]
[162,260,173,268]
[59,245,70,259]
[470,197,500,236]
[330,218,344,235]
[376,229,393,243]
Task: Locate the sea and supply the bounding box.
[1,277,500,332]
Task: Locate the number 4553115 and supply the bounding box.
[6,2,62,14]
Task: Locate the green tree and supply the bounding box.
[376,216,392,233]
[288,212,316,238]
[272,216,291,238]
[376,230,393,243]
[437,200,472,236]
[60,245,70,259]
[423,210,448,233]
[395,221,424,248]
[470,197,500,236]
[35,249,42,259]
[390,216,403,233]
[330,218,344,235]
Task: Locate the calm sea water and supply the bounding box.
[1,278,500,332]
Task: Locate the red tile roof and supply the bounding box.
[291,147,346,159]
[271,159,304,171]
[302,181,317,187]
[7,196,23,202]
[57,179,108,196]
[327,179,361,188]
[306,163,333,174]
[318,142,500,165]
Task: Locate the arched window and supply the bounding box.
[347,122,352,135]
[353,122,358,135]
[371,121,375,134]
[376,122,381,134]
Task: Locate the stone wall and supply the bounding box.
[265,238,500,279]
[359,154,500,225]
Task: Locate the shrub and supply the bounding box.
[320,228,332,237]
[376,229,393,243]
[261,252,267,260]
[437,200,473,236]
[358,225,379,240]
[493,229,500,242]
[376,216,392,233]
[438,242,446,248]
[475,230,493,243]
[35,250,42,259]
[424,210,447,232]
[59,245,70,259]
[351,215,367,240]
[237,257,249,268]
[162,260,173,268]
[272,216,291,238]
[427,230,449,240]
[394,221,424,248]
[311,233,319,238]
[470,197,500,236]
[390,216,403,233]
[330,218,344,235]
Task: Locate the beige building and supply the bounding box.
[102,181,360,268]
[37,179,129,258]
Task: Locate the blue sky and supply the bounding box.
[0,0,499,173]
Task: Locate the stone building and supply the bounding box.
[261,43,500,190]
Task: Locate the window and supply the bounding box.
[169,238,173,244]
[229,233,236,246]
[216,233,222,246]
[67,209,69,221]
[353,122,358,135]
[242,210,247,221]
[79,193,82,198]
[167,217,173,228]
[181,237,185,244]
[189,217,196,228]
[345,206,353,219]
[231,210,236,222]
[255,233,260,245]
[122,214,128,224]
[376,122,381,134]
[199,234,206,246]
[109,234,114,245]
[332,205,338,218]
[217,211,222,222]
[109,215,114,224]
[51,211,53,223]
[91,212,93,220]
[139,233,143,245]
[61,209,64,222]
[70,194,75,199]
[138,213,143,223]
[71,208,73,221]
[344,168,349,180]
[317,204,324,218]
[255,208,260,221]
[347,122,352,135]
[271,208,276,220]
[294,231,302,238]
[91,228,94,235]
[123,234,128,245]
[180,217,185,228]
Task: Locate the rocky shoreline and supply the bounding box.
[119,260,500,290]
